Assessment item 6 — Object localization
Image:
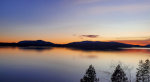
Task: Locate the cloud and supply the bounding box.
[89,3,150,14]
[79,35,99,38]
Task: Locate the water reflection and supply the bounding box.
[19,46,52,52]
[122,48,150,54]
[0,47,150,82]
[3,46,150,54]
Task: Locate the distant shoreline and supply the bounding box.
[0,40,149,51]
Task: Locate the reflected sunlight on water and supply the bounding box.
[0,47,150,82]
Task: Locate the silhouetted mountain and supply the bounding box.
[145,45,150,47]
[65,41,134,50]
[18,40,54,46]
[0,40,55,47]
[0,42,17,46]
[0,40,142,50]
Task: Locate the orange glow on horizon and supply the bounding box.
[115,40,150,46]
[0,39,150,46]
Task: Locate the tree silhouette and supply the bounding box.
[80,65,99,82]
[111,64,128,82]
[136,59,150,82]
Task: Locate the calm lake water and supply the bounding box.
[0,47,150,82]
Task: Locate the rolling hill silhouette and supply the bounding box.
[18,40,54,46]
[0,40,147,50]
[65,41,134,50]
[145,45,150,47]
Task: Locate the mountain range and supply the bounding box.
[0,40,149,50]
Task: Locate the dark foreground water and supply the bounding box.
[0,47,150,82]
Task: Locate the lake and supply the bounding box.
[0,47,150,82]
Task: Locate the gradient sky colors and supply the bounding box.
[0,0,150,45]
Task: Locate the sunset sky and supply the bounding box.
[0,0,150,45]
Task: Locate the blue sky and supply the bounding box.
[0,0,150,45]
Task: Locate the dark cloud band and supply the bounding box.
[80,35,99,38]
